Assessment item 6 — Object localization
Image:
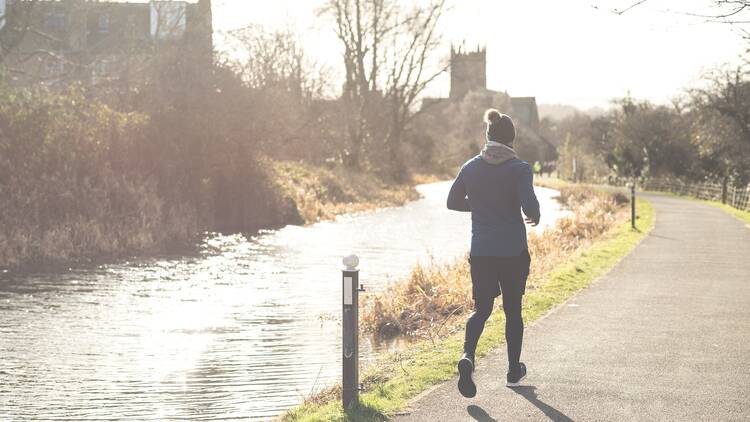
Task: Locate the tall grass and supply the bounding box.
[271,160,420,224]
[0,88,189,267]
[0,87,297,268]
[361,186,630,338]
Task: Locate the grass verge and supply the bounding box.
[282,195,656,421]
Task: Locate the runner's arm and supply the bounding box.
[447,170,470,212]
[518,164,540,225]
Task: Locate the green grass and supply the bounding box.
[283,199,656,421]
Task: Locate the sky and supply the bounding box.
[210,0,747,109]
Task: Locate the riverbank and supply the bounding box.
[270,160,449,224]
[0,86,452,271]
[0,151,445,271]
[282,186,656,421]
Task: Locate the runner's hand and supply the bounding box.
[525,217,539,227]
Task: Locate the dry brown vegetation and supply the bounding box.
[361,185,629,338]
[270,160,420,224]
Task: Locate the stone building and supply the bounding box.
[421,45,556,164]
[425,46,541,131]
[449,46,486,100]
[0,0,212,88]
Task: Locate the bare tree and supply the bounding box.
[383,0,447,175]
[606,1,750,66]
[92,1,213,111]
[0,1,38,66]
[323,0,390,168]
[608,0,750,23]
[322,0,447,175]
[690,67,750,183]
[693,66,750,143]
[0,0,48,69]
[225,24,329,100]
[217,24,337,158]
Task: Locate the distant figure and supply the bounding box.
[447,109,540,398]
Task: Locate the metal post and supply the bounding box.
[631,183,636,230]
[342,254,362,410]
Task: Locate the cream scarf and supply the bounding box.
[481,141,517,165]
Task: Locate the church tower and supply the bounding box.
[449,45,486,100]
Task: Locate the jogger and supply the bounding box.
[447,109,540,397]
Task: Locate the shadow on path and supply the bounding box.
[510,386,575,422]
[467,405,498,422]
[648,233,680,241]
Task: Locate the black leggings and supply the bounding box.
[464,291,524,368]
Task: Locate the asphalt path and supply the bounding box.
[392,194,750,421]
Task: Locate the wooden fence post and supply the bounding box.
[631,183,636,230]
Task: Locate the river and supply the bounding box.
[0,181,568,421]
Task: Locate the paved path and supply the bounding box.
[393,194,750,421]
